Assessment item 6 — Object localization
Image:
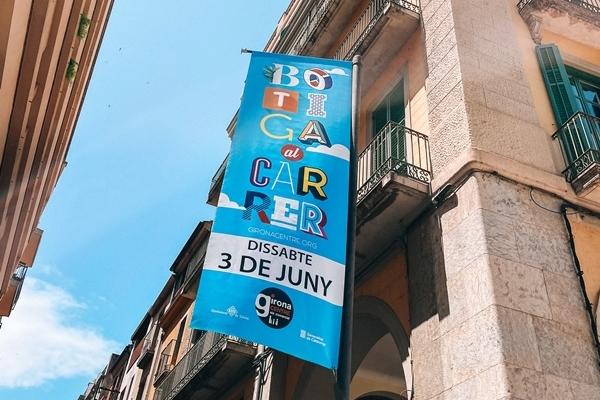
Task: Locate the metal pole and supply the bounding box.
[335,54,361,400]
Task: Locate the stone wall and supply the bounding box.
[408,172,600,399]
[421,0,560,178]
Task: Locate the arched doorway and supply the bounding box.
[293,297,411,400]
[356,393,406,400]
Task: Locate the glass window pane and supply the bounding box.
[592,104,600,119]
[389,84,405,124]
[581,81,600,105]
[372,104,387,136]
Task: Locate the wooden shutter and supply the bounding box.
[536,44,579,125]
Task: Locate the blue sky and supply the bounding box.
[0,2,289,399]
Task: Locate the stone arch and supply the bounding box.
[356,392,407,400]
[292,296,411,400]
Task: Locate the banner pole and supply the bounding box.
[336,54,361,400]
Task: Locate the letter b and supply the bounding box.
[271,64,300,87]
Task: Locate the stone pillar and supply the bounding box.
[408,173,600,399]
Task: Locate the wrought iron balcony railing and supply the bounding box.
[357,122,431,202]
[207,155,228,204]
[154,339,177,383]
[137,323,158,368]
[141,327,156,355]
[518,0,600,14]
[10,264,28,311]
[289,0,339,55]
[13,264,27,281]
[154,332,253,400]
[553,111,600,184]
[334,0,420,60]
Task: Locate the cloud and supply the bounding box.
[35,263,64,279]
[0,278,118,388]
[306,144,350,161]
[218,193,245,210]
[325,68,349,76]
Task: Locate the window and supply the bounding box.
[172,316,186,362]
[537,44,600,167]
[568,68,600,119]
[171,266,188,298]
[371,80,405,138]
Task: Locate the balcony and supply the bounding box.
[155,339,177,384]
[288,0,341,56]
[333,0,420,90]
[0,264,28,317]
[334,0,419,59]
[137,324,158,369]
[207,155,228,206]
[154,332,255,400]
[355,122,431,272]
[554,112,600,202]
[518,0,600,48]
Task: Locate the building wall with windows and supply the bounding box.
[80,1,600,399]
[249,0,600,399]
[0,0,114,324]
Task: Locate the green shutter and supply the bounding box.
[536,44,579,125]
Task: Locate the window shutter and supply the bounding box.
[536,44,579,125]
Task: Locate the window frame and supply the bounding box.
[567,66,600,118]
[369,79,406,140]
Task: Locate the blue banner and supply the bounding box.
[192,52,352,369]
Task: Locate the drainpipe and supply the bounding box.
[560,204,600,367]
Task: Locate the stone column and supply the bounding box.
[408,173,600,399]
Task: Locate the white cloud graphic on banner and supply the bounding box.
[306,144,350,161]
[324,68,349,76]
[0,278,117,388]
[218,193,246,210]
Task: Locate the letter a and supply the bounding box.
[298,120,330,147]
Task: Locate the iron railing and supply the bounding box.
[10,264,28,311]
[289,0,339,55]
[518,0,600,14]
[154,333,254,400]
[140,323,157,358]
[553,112,600,183]
[183,241,207,285]
[357,121,431,202]
[154,339,177,382]
[334,0,420,60]
[208,155,228,198]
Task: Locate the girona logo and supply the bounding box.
[281,144,304,161]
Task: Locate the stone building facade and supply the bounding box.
[79,1,600,399]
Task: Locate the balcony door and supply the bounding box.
[569,69,600,118]
[565,68,600,163]
[371,80,405,139]
[369,81,406,174]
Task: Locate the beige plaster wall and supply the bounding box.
[146,305,195,400]
[358,28,430,152]
[420,0,600,182]
[569,212,600,315]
